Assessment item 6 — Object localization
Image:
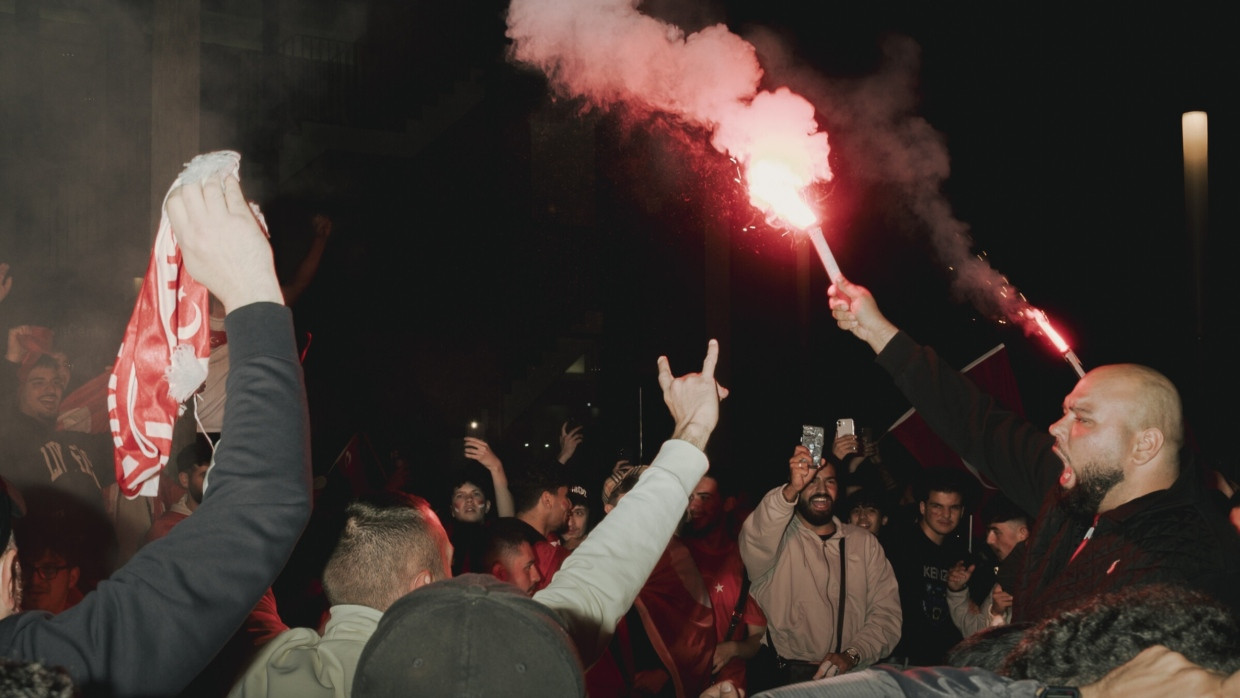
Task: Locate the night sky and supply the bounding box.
[2,1,1236,500]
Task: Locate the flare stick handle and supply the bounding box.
[808,226,842,282]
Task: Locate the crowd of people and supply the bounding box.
[1,162,1239,698]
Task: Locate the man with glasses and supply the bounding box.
[18,535,81,615]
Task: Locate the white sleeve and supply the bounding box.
[533,439,708,666]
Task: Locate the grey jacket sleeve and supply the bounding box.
[0,303,312,697]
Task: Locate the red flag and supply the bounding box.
[15,326,54,382]
[57,369,112,434]
[108,151,265,498]
[887,344,1026,491]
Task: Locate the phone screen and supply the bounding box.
[801,425,825,466]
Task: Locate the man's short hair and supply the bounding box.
[175,433,217,475]
[914,467,975,508]
[509,458,570,515]
[447,461,494,502]
[321,492,450,612]
[16,353,60,389]
[482,517,542,570]
[843,488,888,517]
[981,493,1031,528]
[1000,584,1240,685]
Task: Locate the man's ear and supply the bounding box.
[178,471,190,489]
[0,546,20,617]
[723,495,737,513]
[409,569,435,593]
[1132,427,1165,466]
[67,566,80,589]
[491,561,509,581]
[484,501,492,514]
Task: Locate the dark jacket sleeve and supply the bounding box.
[0,302,312,698]
[875,331,1059,519]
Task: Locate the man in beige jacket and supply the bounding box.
[740,445,901,689]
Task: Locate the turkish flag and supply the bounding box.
[108,151,255,497]
[887,344,1026,491]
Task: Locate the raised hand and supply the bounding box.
[557,422,584,464]
[785,445,822,501]
[657,339,728,452]
[832,433,861,461]
[464,437,503,472]
[165,174,282,314]
[827,276,899,354]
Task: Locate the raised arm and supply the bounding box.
[464,436,515,518]
[0,172,311,697]
[739,446,817,582]
[557,421,584,464]
[826,277,900,356]
[827,276,1058,516]
[535,340,727,665]
[279,213,331,306]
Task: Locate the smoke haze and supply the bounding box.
[507,0,1040,331]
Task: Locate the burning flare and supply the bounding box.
[1024,307,1086,378]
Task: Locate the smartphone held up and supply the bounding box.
[801,425,825,469]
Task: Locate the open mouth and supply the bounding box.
[1054,446,1076,489]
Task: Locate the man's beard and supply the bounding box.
[797,494,835,527]
[1060,464,1123,520]
[679,511,719,539]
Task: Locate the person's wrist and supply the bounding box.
[868,322,899,354]
[843,647,861,668]
[671,423,710,451]
[221,283,285,314]
[781,482,800,503]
